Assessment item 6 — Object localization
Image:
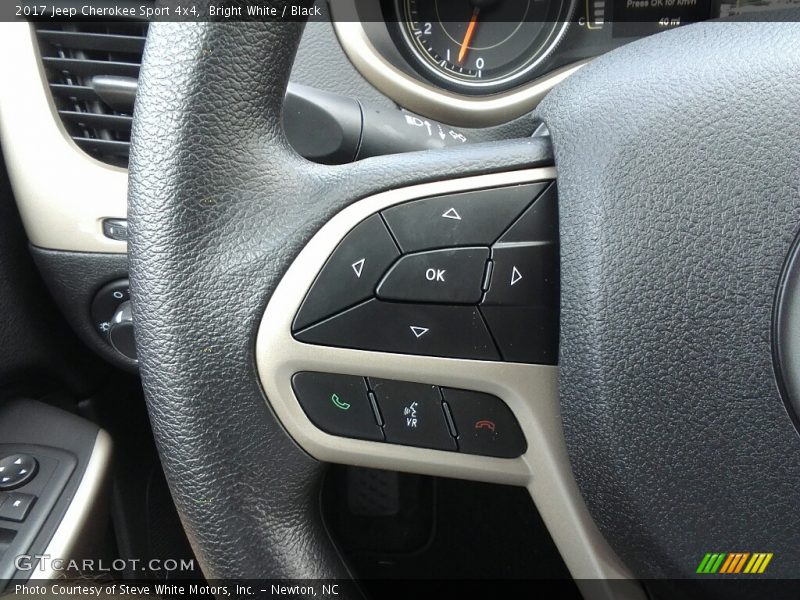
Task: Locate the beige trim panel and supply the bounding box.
[32,429,113,580]
[256,168,643,596]
[331,20,587,128]
[0,23,128,253]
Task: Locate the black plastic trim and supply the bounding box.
[30,247,135,373]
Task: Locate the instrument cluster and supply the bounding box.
[333,0,751,125]
[381,0,733,96]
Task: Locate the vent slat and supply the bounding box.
[37,22,145,167]
[72,138,131,154]
[42,56,140,79]
[59,110,133,130]
[49,83,98,102]
[36,30,146,54]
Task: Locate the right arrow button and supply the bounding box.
[481,244,559,364]
[510,266,523,287]
[482,244,558,307]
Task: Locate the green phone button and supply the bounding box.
[330,393,351,411]
[292,372,383,441]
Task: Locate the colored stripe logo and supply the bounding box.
[696,552,773,574]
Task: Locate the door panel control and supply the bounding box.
[293,182,559,364]
[368,379,456,451]
[292,372,383,441]
[0,492,36,522]
[294,214,401,330]
[0,454,38,490]
[377,247,489,304]
[381,183,547,252]
[441,388,527,458]
[295,300,500,360]
[291,372,526,458]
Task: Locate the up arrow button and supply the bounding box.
[381,183,547,252]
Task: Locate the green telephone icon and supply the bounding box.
[331,393,351,411]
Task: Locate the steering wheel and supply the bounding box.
[127,16,800,599]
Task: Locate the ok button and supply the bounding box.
[377,247,489,304]
[426,268,446,282]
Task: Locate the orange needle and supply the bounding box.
[458,10,479,64]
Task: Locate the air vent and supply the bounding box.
[36,22,148,167]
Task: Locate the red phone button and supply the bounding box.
[442,389,527,458]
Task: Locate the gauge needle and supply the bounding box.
[457,9,479,64]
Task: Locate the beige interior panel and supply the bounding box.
[0,23,128,253]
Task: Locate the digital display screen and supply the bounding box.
[611,0,717,38]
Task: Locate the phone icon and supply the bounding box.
[474,419,496,433]
[331,393,351,411]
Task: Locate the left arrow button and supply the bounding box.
[294,215,400,331]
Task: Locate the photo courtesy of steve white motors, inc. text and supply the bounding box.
[13,583,343,597]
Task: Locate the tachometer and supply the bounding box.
[398,0,572,93]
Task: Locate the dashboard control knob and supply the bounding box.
[108,301,137,361]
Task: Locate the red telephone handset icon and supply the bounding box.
[474,420,496,433]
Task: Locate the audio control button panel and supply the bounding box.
[292,182,559,364]
[291,372,527,458]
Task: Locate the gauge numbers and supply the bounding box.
[399,0,572,92]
